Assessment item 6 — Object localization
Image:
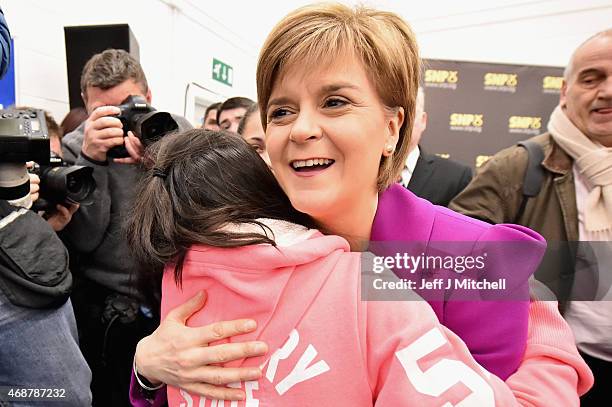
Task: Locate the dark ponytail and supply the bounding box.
[126,129,313,303]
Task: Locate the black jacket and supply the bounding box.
[407,149,473,207]
[0,200,72,308]
[0,7,10,79]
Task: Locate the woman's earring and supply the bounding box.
[385,144,395,155]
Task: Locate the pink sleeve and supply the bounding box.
[363,301,521,406]
[505,301,593,406]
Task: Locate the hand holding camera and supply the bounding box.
[27,163,40,202]
[113,130,144,165]
[81,105,124,162]
[82,95,178,164]
[46,202,80,232]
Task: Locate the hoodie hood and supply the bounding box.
[161,219,353,368]
[179,219,350,271]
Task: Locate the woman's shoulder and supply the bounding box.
[431,204,545,243]
[376,184,544,244]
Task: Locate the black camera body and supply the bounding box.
[0,108,50,205]
[31,154,96,211]
[0,107,50,164]
[107,95,178,158]
[0,107,96,209]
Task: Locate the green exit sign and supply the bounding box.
[212,58,233,86]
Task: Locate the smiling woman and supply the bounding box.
[254,3,541,378]
[130,3,592,406]
[263,57,403,246]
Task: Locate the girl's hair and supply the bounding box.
[126,129,314,302]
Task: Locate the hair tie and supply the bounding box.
[152,168,168,179]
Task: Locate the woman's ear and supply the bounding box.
[382,106,404,156]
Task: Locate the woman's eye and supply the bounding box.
[324,98,347,108]
[269,108,291,119]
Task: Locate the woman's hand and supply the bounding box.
[134,291,269,401]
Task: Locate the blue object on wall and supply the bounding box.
[0,38,15,108]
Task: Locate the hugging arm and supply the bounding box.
[131,291,269,405]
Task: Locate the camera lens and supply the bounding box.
[65,169,95,203]
[40,165,96,206]
[138,112,179,146]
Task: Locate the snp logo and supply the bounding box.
[425,70,458,89]
[450,113,484,133]
[509,116,541,130]
[509,116,542,135]
[484,73,518,93]
[542,76,563,94]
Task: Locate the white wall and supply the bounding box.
[2,0,259,124]
[2,0,611,125]
[401,0,612,66]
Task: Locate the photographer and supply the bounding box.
[0,159,92,406]
[61,49,191,406]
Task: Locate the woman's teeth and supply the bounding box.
[291,158,334,169]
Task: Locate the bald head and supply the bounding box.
[560,28,612,146]
[564,29,612,80]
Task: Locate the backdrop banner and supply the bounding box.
[421,59,564,169]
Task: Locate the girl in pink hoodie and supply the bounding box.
[127,129,558,406]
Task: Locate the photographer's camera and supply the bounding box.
[0,107,96,209]
[107,95,178,158]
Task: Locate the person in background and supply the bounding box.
[237,103,271,166]
[130,3,592,406]
[61,107,88,138]
[400,87,472,206]
[217,96,254,133]
[202,102,221,130]
[450,28,612,406]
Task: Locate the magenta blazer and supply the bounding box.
[371,184,546,379]
[130,184,546,406]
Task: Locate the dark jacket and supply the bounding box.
[0,200,72,308]
[407,149,472,207]
[0,7,10,78]
[449,133,583,303]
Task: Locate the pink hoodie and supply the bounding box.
[160,220,582,406]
